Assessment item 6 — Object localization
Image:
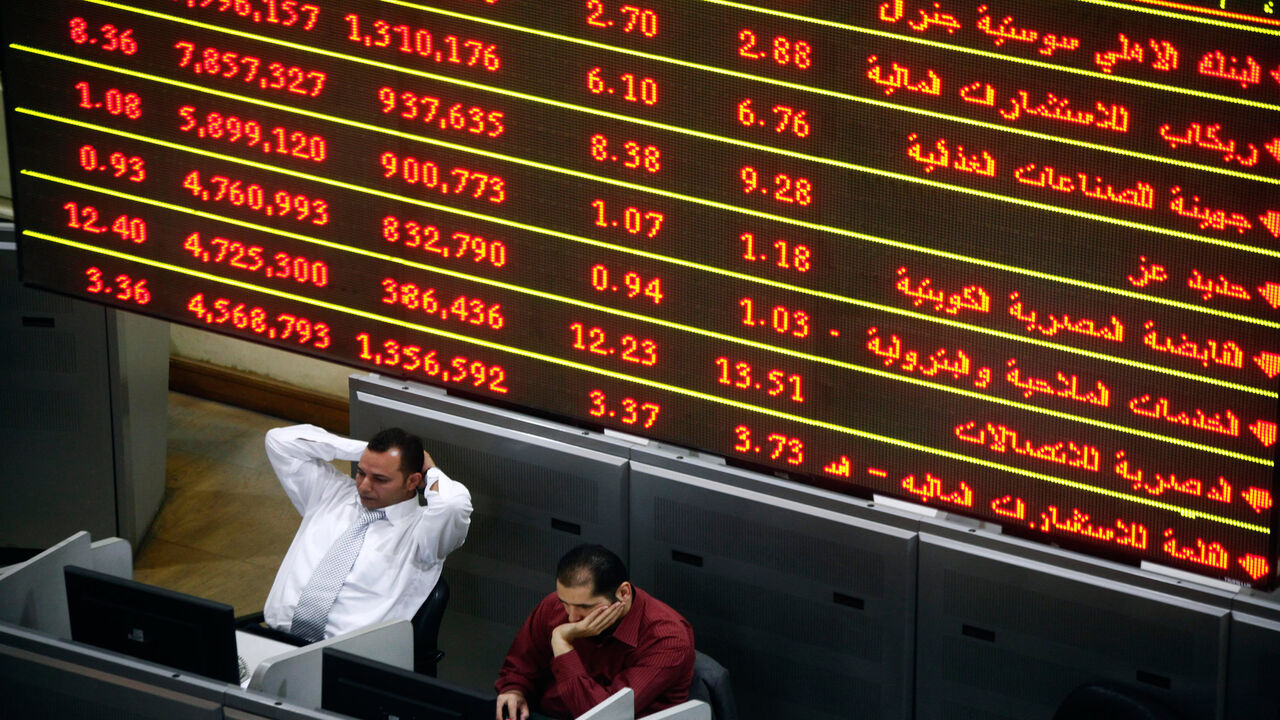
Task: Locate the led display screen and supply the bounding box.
[3,0,1277,586]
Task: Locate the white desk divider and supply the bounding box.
[89,537,132,578]
[575,687,634,720]
[248,618,413,709]
[644,700,712,720]
[0,531,93,639]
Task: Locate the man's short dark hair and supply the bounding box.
[366,427,424,479]
[556,544,629,598]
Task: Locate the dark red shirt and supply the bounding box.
[495,587,695,718]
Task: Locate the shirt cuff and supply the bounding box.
[550,648,590,682]
[425,466,457,495]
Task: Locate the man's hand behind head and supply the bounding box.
[422,449,438,491]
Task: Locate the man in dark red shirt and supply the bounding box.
[495,544,694,719]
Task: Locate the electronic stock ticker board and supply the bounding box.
[3,0,1279,586]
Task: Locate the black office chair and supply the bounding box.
[410,576,449,676]
[1052,683,1184,720]
[688,650,737,720]
[235,577,449,676]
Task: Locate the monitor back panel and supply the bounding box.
[916,531,1230,720]
[64,566,239,685]
[1226,592,1280,720]
[629,458,918,720]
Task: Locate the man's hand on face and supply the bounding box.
[550,601,625,656]
[496,690,529,720]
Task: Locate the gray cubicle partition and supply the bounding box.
[1226,588,1280,719]
[0,620,232,711]
[916,524,1236,720]
[0,231,169,550]
[1,641,224,720]
[628,448,921,720]
[0,622,361,720]
[349,375,634,690]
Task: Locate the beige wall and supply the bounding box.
[170,325,350,397]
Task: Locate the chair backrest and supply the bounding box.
[1053,683,1184,720]
[688,651,737,720]
[411,576,449,676]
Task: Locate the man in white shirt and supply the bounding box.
[262,424,472,641]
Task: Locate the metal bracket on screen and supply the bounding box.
[1139,560,1242,593]
[601,427,651,446]
[354,373,448,397]
[643,440,727,466]
[872,494,1004,536]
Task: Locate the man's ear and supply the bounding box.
[616,581,633,603]
[407,470,425,493]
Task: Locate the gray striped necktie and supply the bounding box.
[290,506,385,641]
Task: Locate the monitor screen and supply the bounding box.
[3,1,1277,587]
[63,565,240,684]
[322,647,494,720]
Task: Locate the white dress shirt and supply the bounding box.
[262,424,472,640]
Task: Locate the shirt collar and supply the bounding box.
[348,492,420,525]
[610,587,646,648]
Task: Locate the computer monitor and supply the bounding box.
[322,647,496,720]
[63,565,239,684]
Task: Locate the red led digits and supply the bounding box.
[376,87,505,138]
[85,267,151,305]
[737,30,812,69]
[187,293,332,348]
[64,202,146,243]
[8,0,1273,593]
[380,278,505,330]
[739,297,810,338]
[740,166,813,206]
[173,41,325,96]
[733,424,804,465]
[344,15,500,71]
[589,264,663,304]
[69,18,137,55]
[379,152,506,203]
[736,99,810,139]
[354,333,509,393]
[569,322,658,365]
[590,134,661,173]
[715,358,805,402]
[588,390,661,428]
[738,232,811,273]
[178,106,326,162]
[77,145,145,182]
[182,170,329,225]
[586,67,659,105]
[183,232,329,287]
[173,0,320,31]
[75,81,141,119]
[381,216,508,267]
[585,2,659,37]
[591,199,663,238]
